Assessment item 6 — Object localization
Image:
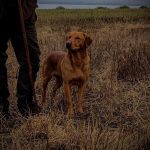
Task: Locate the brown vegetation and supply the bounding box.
[0,9,150,150]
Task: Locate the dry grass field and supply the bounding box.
[0,9,150,150]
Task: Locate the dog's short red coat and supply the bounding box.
[42,31,92,117]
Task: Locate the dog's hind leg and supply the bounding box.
[42,75,52,105]
[51,76,63,99]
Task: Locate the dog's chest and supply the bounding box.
[62,62,89,82]
[68,69,86,85]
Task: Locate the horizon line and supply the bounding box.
[38,2,150,6]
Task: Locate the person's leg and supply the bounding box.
[24,20,41,106]
[24,20,41,114]
[0,19,10,116]
[10,20,40,116]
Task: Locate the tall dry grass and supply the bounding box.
[0,9,150,150]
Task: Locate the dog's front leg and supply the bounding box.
[63,82,74,117]
[77,82,86,114]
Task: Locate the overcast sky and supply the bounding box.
[38,0,150,5]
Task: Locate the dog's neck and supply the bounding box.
[68,49,89,69]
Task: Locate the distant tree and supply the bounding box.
[96,6,108,9]
[56,6,65,10]
[140,6,148,9]
[119,5,130,9]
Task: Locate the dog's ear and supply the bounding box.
[84,34,92,47]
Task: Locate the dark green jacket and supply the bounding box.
[0,0,37,20]
[0,0,7,19]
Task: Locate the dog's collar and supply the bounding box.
[68,48,87,54]
[68,48,81,52]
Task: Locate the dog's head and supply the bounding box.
[66,31,92,51]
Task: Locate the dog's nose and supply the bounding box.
[66,40,72,49]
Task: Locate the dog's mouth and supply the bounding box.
[66,43,80,51]
[66,43,84,51]
[66,39,86,51]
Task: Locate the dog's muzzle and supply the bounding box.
[66,40,72,50]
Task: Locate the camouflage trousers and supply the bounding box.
[0,10,40,113]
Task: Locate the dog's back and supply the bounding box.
[42,51,67,77]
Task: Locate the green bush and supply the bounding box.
[56,6,65,10]
[96,6,108,9]
[119,5,130,9]
[140,6,148,9]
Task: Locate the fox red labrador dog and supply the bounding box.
[42,31,92,117]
